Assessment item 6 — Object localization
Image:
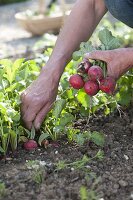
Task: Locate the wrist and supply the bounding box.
[40,59,65,83]
[41,54,70,78]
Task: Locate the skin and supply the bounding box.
[85,48,133,80]
[21,0,133,130]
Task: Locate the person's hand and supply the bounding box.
[20,66,60,130]
[85,48,133,80]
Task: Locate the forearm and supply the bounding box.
[126,48,133,68]
[46,0,107,75]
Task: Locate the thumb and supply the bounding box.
[84,50,110,62]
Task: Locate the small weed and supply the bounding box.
[26,160,46,184]
[80,186,88,200]
[55,150,104,172]
[73,131,105,147]
[0,182,6,198]
[80,177,101,200]
[32,170,44,184]
[80,186,98,200]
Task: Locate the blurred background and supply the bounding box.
[0,0,132,60]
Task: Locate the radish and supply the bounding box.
[24,139,38,150]
[41,139,49,148]
[84,80,99,96]
[99,77,116,95]
[77,60,91,74]
[69,74,84,89]
[88,65,103,81]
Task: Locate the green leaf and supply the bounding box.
[0,92,5,101]
[98,28,121,50]
[30,125,36,140]
[59,113,74,126]
[77,89,90,108]
[74,133,85,146]
[10,130,17,152]
[19,136,28,143]
[1,133,10,154]
[72,41,95,61]
[90,131,105,147]
[53,99,66,118]
[6,83,19,92]
[53,125,63,134]
[38,132,49,146]
[80,186,88,200]
[0,103,7,114]
[95,150,104,160]
[72,51,81,61]
[0,146,5,153]
[66,89,74,99]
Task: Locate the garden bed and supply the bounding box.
[0,106,132,200]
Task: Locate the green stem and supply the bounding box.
[103,62,107,78]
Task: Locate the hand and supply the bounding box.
[20,66,60,130]
[85,48,133,80]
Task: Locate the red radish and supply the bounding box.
[77,60,91,74]
[99,77,116,95]
[41,139,49,148]
[69,74,84,89]
[88,65,103,81]
[24,139,38,150]
[84,60,92,73]
[84,80,99,96]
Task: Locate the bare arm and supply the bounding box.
[21,0,107,129]
[47,0,107,75]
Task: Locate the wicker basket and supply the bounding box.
[15,0,73,36]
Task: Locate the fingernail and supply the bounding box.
[84,53,90,58]
[36,123,40,130]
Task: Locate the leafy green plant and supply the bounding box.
[73,131,105,147]
[55,150,104,171]
[39,98,75,142]
[32,170,44,184]
[26,160,46,184]
[0,59,39,156]
[80,186,89,200]
[80,186,98,200]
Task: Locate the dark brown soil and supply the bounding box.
[0,107,133,200]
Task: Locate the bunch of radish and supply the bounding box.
[69,60,116,96]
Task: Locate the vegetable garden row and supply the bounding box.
[0,26,133,200]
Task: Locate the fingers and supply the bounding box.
[22,100,46,130]
[34,103,54,130]
[20,90,46,129]
[84,50,110,62]
[20,92,28,116]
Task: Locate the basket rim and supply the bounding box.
[15,12,67,21]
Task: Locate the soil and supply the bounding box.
[0,106,133,200]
